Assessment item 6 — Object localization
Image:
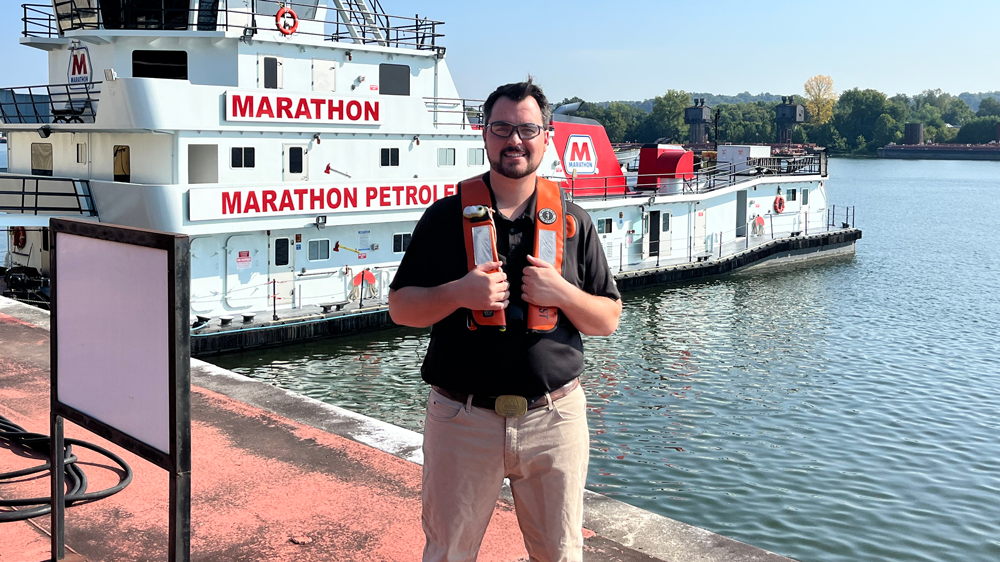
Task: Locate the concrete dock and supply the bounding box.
[0,296,798,561]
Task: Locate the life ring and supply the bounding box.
[773,195,785,214]
[11,226,27,249]
[275,6,299,35]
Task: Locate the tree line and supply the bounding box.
[556,79,1000,154]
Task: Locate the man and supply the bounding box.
[388,79,622,562]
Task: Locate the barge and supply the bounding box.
[1,0,859,353]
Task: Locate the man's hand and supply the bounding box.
[521,254,569,308]
[458,261,509,311]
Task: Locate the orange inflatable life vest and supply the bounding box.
[460,176,574,333]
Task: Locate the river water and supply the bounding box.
[211,158,1000,562]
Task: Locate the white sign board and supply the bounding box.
[225,90,382,125]
[563,134,597,175]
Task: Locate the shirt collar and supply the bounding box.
[482,172,537,222]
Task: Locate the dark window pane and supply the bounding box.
[390,148,399,166]
[113,145,130,182]
[275,238,289,266]
[132,50,188,80]
[264,57,278,89]
[802,189,809,205]
[402,233,411,251]
[379,63,410,96]
[381,148,390,167]
[289,147,303,174]
[244,147,255,168]
[393,234,402,253]
[231,147,242,168]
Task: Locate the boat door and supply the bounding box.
[225,234,267,310]
[660,212,672,256]
[648,210,660,257]
[694,207,707,254]
[270,235,296,309]
[736,190,747,237]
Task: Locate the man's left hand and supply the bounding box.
[522,254,569,307]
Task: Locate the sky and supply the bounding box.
[2,0,998,103]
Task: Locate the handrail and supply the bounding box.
[0,175,97,216]
[423,97,484,129]
[0,82,102,125]
[23,1,445,52]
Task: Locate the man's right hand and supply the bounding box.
[457,261,509,311]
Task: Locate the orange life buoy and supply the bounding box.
[773,195,785,214]
[11,226,26,249]
[275,6,299,35]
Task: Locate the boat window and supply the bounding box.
[262,56,282,89]
[113,145,130,182]
[31,143,53,176]
[662,213,670,231]
[308,239,330,261]
[380,148,399,167]
[597,218,613,234]
[393,233,411,253]
[188,144,219,184]
[274,238,290,266]
[437,148,455,166]
[379,64,410,96]
[289,147,304,174]
[802,188,809,205]
[468,148,484,166]
[77,143,88,164]
[787,188,797,202]
[231,147,255,168]
[133,50,188,80]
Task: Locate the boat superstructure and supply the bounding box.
[1,0,853,333]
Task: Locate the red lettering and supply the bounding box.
[256,97,274,118]
[262,190,278,212]
[444,184,456,197]
[294,188,309,209]
[276,97,293,119]
[344,187,357,208]
[392,185,404,206]
[327,188,342,209]
[418,185,431,204]
[243,191,260,213]
[405,185,417,205]
[346,100,362,121]
[364,101,379,121]
[433,184,439,201]
[328,99,343,120]
[294,98,312,119]
[71,53,87,76]
[310,98,325,119]
[380,186,390,206]
[232,95,253,118]
[570,142,591,162]
[310,188,325,210]
[366,187,378,207]
[278,189,295,211]
[222,191,242,214]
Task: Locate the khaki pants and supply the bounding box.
[421,384,589,562]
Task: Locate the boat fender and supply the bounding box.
[11,227,26,249]
[773,195,785,214]
[276,6,299,35]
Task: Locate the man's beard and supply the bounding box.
[488,147,540,180]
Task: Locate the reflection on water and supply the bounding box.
[212,159,1000,562]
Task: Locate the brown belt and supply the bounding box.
[432,378,580,417]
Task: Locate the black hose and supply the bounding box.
[0,414,133,522]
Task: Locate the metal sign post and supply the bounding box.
[49,218,190,561]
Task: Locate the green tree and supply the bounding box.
[976,97,1000,117]
[715,102,775,144]
[955,116,1000,143]
[872,113,902,147]
[832,88,896,153]
[636,90,689,143]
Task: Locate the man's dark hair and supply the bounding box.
[482,78,552,127]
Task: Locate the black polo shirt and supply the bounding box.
[390,173,620,397]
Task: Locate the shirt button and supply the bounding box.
[510,228,515,234]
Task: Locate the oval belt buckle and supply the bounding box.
[495,395,528,417]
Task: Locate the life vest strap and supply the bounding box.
[460,178,506,330]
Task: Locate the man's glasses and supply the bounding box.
[486,121,545,140]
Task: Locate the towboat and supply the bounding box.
[0,1,857,351]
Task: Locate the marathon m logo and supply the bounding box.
[563,134,597,175]
[67,46,92,91]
